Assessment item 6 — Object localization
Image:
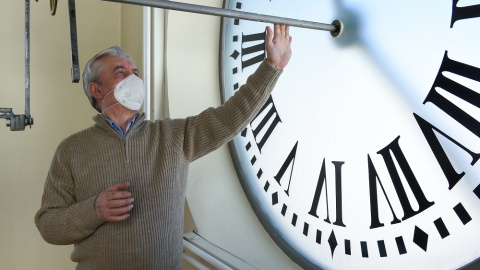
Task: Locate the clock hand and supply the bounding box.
[356,37,419,110]
[331,0,361,46]
[331,0,419,111]
[103,0,339,33]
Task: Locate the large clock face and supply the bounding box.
[220,0,480,269]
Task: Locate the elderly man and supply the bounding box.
[35,24,292,269]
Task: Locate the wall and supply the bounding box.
[120,4,143,77]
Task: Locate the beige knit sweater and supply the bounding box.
[35,61,282,270]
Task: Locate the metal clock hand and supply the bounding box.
[103,0,341,34]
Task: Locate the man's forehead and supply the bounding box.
[97,55,139,78]
[101,55,136,68]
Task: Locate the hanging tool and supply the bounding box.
[68,0,80,83]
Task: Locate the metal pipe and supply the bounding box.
[25,0,30,118]
[101,0,339,33]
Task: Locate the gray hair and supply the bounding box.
[82,46,134,112]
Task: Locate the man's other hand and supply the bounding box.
[95,182,134,222]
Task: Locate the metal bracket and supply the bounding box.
[0,108,33,131]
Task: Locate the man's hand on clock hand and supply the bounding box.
[266,24,292,70]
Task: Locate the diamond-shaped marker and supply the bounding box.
[474,184,480,199]
[230,50,240,60]
[413,226,428,252]
[328,230,338,257]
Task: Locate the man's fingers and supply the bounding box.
[97,195,133,210]
[95,182,134,222]
[107,182,129,192]
[103,191,132,200]
[279,25,291,42]
[106,213,131,222]
[275,24,287,38]
[95,196,134,222]
[106,204,134,217]
[269,25,291,44]
[266,26,273,43]
[106,197,134,208]
[274,23,281,36]
[103,204,133,222]
[104,182,132,200]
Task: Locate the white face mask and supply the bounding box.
[101,74,145,113]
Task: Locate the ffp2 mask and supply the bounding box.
[101,74,145,113]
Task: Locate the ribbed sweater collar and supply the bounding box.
[92,112,147,139]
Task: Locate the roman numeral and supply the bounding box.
[369,136,435,229]
[250,96,282,153]
[368,154,400,229]
[414,113,480,189]
[241,30,267,70]
[274,141,298,196]
[421,51,480,188]
[308,159,346,227]
[451,0,480,27]
[332,161,346,227]
[424,51,480,136]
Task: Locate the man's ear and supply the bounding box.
[89,82,102,99]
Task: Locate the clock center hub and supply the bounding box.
[330,20,344,38]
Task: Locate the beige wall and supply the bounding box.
[121,4,144,77]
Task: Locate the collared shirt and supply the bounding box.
[103,114,138,138]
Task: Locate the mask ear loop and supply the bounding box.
[100,88,119,115]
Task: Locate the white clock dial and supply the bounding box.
[221,0,480,269]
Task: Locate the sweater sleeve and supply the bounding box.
[181,60,282,162]
[34,141,105,245]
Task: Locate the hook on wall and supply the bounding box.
[34,0,57,15]
[50,0,58,15]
